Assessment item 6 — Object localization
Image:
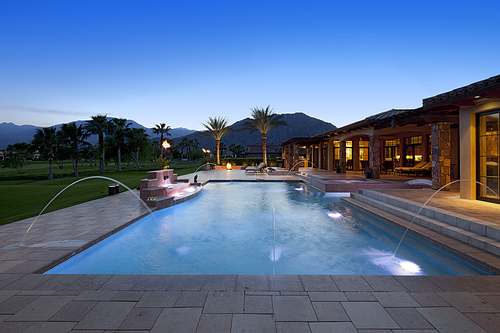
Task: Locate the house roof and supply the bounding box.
[422,74,500,110]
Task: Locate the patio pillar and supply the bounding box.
[293,144,300,171]
[431,122,451,190]
[369,135,381,179]
[339,140,347,173]
[284,145,291,169]
[305,145,311,167]
[353,139,360,171]
[318,142,323,169]
[327,139,334,171]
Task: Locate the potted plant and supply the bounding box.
[365,167,373,179]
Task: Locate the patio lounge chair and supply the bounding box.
[245,162,267,174]
[395,161,431,176]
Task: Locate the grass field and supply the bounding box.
[0,161,200,226]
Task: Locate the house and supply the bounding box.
[242,143,282,159]
[282,74,500,204]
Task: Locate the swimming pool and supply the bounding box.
[46,182,491,275]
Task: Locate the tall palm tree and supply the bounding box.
[152,123,172,157]
[59,122,90,177]
[32,127,57,180]
[242,106,287,165]
[180,137,191,160]
[201,116,232,165]
[111,118,132,172]
[85,115,111,174]
[127,128,149,170]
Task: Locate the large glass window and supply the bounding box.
[359,140,369,170]
[346,141,353,170]
[404,136,423,167]
[478,111,500,202]
[384,139,400,172]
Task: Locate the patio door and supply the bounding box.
[478,111,500,203]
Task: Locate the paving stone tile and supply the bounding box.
[373,292,421,307]
[341,302,399,329]
[272,275,304,291]
[309,322,358,333]
[0,295,38,314]
[362,275,408,292]
[300,275,338,291]
[386,307,434,329]
[204,291,244,313]
[74,290,118,301]
[232,314,275,333]
[136,290,181,307]
[150,307,202,333]
[0,273,25,289]
[279,291,307,296]
[417,307,487,333]
[49,300,98,322]
[2,273,53,290]
[460,276,500,292]
[332,275,373,291]
[22,321,76,333]
[466,313,500,333]
[16,290,55,295]
[3,260,52,274]
[201,274,236,291]
[167,274,205,290]
[273,295,317,322]
[196,313,232,333]
[133,274,173,290]
[308,291,348,302]
[73,301,136,330]
[34,274,82,291]
[410,292,451,307]
[64,274,113,291]
[7,295,74,321]
[98,274,142,290]
[236,275,270,291]
[111,290,144,302]
[118,307,162,330]
[0,289,18,303]
[0,314,8,323]
[244,295,273,314]
[312,301,350,321]
[0,321,32,333]
[477,294,500,311]
[276,321,311,333]
[394,277,443,293]
[438,292,498,312]
[174,291,208,308]
[344,291,377,301]
[427,276,479,292]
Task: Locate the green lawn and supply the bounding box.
[0,162,200,226]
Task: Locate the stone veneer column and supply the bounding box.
[318,143,323,169]
[293,144,300,171]
[369,135,381,179]
[284,145,291,169]
[431,122,451,190]
[340,140,347,173]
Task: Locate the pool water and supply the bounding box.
[46,182,491,275]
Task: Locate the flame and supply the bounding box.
[226,163,232,170]
[162,141,170,149]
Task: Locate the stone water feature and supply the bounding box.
[140,169,201,210]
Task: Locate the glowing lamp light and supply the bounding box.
[226,163,232,170]
[327,211,342,218]
[162,141,171,149]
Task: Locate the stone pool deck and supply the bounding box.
[0,169,499,332]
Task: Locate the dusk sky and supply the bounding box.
[1,0,499,131]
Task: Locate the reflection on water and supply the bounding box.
[362,247,422,275]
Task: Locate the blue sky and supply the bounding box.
[1,0,499,131]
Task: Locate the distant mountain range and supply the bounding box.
[0,113,336,150]
[0,119,196,149]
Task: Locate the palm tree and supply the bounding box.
[59,122,90,177]
[180,137,191,160]
[152,123,172,157]
[242,106,287,165]
[201,116,232,165]
[85,115,111,174]
[127,128,149,170]
[111,118,132,172]
[32,127,57,180]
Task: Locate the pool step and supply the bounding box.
[343,191,500,259]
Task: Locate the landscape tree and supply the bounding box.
[229,143,245,158]
[110,118,132,172]
[152,123,172,158]
[59,122,90,177]
[201,116,232,165]
[127,128,149,170]
[3,142,31,173]
[31,127,57,180]
[242,106,287,165]
[85,115,111,174]
[179,137,190,160]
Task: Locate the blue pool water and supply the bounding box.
[46,182,491,275]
